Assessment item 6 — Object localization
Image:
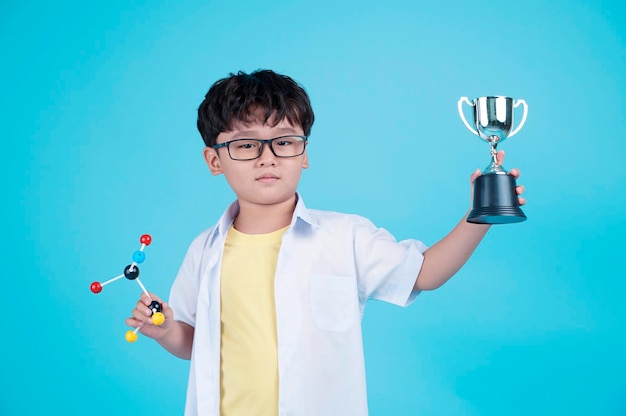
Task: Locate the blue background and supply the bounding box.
[2,0,625,414]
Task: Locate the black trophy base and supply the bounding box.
[467,173,527,224]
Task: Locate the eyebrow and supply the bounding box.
[231,127,300,139]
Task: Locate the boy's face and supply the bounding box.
[203,114,309,208]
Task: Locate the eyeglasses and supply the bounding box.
[212,135,308,161]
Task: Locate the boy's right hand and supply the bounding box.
[126,292,174,341]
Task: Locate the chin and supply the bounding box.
[245,190,297,206]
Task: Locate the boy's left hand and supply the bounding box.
[469,150,526,206]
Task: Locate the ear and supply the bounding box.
[203,147,224,176]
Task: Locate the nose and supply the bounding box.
[257,141,276,166]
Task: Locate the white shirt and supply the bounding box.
[169,194,428,416]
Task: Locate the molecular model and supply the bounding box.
[89,234,165,343]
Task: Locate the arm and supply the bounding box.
[126,292,195,359]
[414,151,526,291]
[414,211,490,290]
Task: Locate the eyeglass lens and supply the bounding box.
[228,136,305,160]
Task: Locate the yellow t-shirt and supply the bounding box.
[220,225,288,416]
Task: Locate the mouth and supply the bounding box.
[256,173,279,183]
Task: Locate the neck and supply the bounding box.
[233,194,297,234]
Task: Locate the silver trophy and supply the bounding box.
[458,96,528,224]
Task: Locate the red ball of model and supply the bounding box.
[140,234,152,246]
[90,281,103,293]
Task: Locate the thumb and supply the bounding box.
[495,150,505,166]
[161,301,175,320]
[469,169,481,185]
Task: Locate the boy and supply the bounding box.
[127,69,526,416]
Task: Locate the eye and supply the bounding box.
[275,137,297,147]
[236,140,259,149]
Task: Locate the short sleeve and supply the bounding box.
[168,235,206,328]
[353,218,428,306]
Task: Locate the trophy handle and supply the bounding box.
[509,99,528,137]
[457,97,478,135]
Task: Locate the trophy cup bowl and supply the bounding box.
[458,96,528,224]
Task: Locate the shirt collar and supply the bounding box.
[211,192,318,243]
[292,192,318,228]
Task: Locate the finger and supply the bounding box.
[495,150,505,166]
[144,292,166,304]
[140,292,153,306]
[149,292,165,303]
[125,317,144,328]
[518,197,526,206]
[141,292,166,307]
[131,308,149,324]
[469,169,481,184]
[516,184,525,195]
[132,303,153,320]
[162,301,175,320]
[135,299,153,316]
[509,168,520,178]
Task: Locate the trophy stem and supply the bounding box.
[484,143,506,174]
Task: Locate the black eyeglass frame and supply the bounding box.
[211,135,308,161]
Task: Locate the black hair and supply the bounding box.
[197,69,315,147]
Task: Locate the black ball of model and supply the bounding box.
[123,264,140,280]
[149,300,162,315]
